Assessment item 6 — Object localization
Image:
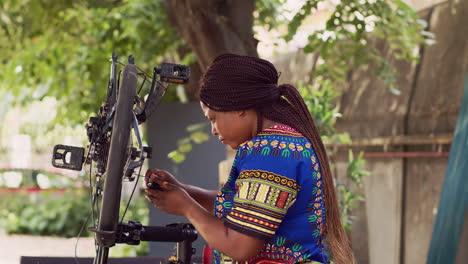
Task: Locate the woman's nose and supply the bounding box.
[211,125,218,136]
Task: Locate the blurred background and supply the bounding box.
[0,0,467,263]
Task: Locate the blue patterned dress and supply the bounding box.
[213,125,328,264]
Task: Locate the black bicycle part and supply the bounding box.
[113,221,197,264]
[86,114,112,174]
[115,221,197,244]
[52,145,85,171]
[123,116,149,181]
[51,53,194,263]
[136,67,167,124]
[106,52,118,108]
[156,63,190,84]
[147,178,161,190]
[93,60,138,264]
[136,63,190,124]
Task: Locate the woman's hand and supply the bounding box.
[145,169,183,189]
[145,168,218,213]
[145,169,264,261]
[145,177,195,216]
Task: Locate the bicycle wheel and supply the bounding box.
[94,63,138,264]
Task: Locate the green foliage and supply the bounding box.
[297,81,367,231]
[347,150,370,185]
[0,188,149,245]
[0,0,183,124]
[255,0,289,30]
[337,150,368,231]
[285,0,318,42]
[0,168,81,189]
[297,81,341,137]
[288,0,432,231]
[168,122,210,164]
[0,190,91,237]
[286,0,434,93]
[297,81,352,146]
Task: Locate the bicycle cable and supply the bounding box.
[116,60,152,80]
[120,113,146,222]
[73,198,95,264]
[119,164,143,223]
[87,147,96,227]
[73,157,101,264]
[137,74,147,95]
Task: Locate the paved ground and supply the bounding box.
[0,231,95,264]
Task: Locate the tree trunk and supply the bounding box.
[164,0,258,100]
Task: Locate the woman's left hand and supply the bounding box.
[145,178,195,216]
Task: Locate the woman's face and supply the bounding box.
[200,102,256,150]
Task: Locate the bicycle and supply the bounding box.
[52,53,197,264]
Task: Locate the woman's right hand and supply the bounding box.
[146,168,218,213]
[145,169,184,189]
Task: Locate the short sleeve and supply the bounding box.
[224,155,301,240]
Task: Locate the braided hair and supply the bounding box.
[200,53,355,264]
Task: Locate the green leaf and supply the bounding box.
[168,150,186,163]
[178,143,192,153]
[186,122,208,133]
[190,131,209,144]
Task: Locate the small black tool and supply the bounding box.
[147,178,161,190]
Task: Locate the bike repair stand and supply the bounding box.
[91,221,198,264]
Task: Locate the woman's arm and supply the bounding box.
[146,169,218,212]
[146,180,264,261]
[182,184,218,213]
[185,199,264,261]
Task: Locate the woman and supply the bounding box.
[145,54,355,264]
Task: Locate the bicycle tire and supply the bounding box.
[94,63,138,264]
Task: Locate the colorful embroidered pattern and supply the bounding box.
[257,125,303,137]
[253,236,320,263]
[215,190,234,219]
[213,125,328,264]
[307,156,325,238]
[238,170,301,191]
[238,126,313,159]
[225,170,299,238]
[214,234,325,264]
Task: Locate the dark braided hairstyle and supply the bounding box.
[200,53,355,264]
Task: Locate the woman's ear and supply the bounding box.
[237,110,247,117]
[237,109,256,118]
[238,110,258,126]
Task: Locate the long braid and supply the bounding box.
[200,54,355,264]
[263,84,355,264]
